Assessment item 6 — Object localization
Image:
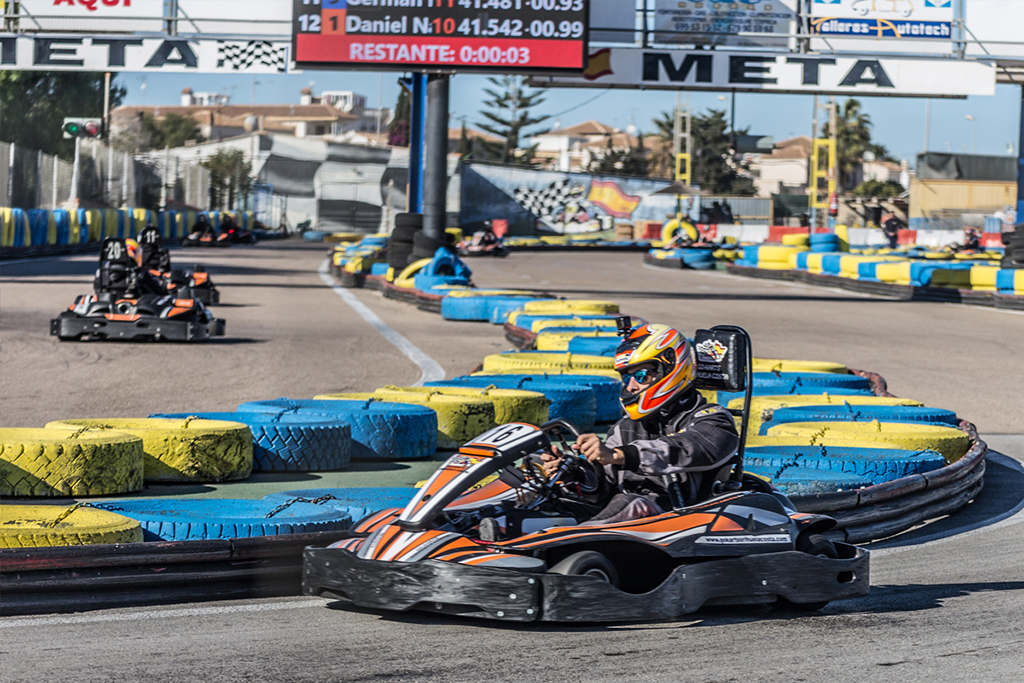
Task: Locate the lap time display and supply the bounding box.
[293,0,589,73]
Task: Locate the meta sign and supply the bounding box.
[292,0,589,73]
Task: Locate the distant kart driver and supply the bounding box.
[543,322,739,524]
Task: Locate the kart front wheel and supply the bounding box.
[549,551,620,588]
[796,533,838,559]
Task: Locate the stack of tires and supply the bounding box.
[388,213,456,272]
[1003,226,1023,269]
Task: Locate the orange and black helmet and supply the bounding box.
[614,322,695,420]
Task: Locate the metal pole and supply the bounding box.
[69,137,81,206]
[408,73,427,213]
[810,95,819,228]
[422,73,449,242]
[376,72,383,141]
[923,98,931,153]
[1016,85,1024,224]
[106,142,113,204]
[36,150,42,208]
[161,146,169,209]
[52,154,58,208]
[122,149,129,206]
[103,72,111,139]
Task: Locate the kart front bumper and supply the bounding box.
[302,544,869,623]
[51,313,225,342]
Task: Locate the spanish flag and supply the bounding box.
[588,180,641,218]
[583,48,613,81]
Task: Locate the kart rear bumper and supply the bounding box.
[51,313,225,342]
[302,543,869,623]
[175,285,219,305]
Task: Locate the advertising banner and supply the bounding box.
[0,34,292,73]
[532,47,996,98]
[809,0,953,40]
[16,0,165,33]
[292,0,589,73]
[653,0,797,48]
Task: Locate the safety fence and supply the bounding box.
[0,140,210,212]
[0,206,254,251]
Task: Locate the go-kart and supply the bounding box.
[181,228,221,248]
[457,230,508,258]
[217,225,258,246]
[51,292,224,342]
[304,326,869,622]
[52,237,224,342]
[137,227,220,305]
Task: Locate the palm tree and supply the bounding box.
[823,99,891,190]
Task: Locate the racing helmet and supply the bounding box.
[124,238,143,267]
[614,322,695,420]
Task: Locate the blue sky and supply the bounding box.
[119,70,1023,165]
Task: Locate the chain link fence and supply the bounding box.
[1,140,209,212]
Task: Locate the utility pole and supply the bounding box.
[422,74,449,243]
[103,72,111,140]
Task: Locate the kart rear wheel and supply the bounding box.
[796,532,838,559]
[549,551,620,588]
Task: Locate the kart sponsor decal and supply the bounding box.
[448,454,486,469]
[696,339,728,363]
[695,534,791,545]
[695,408,717,417]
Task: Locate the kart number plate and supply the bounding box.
[469,424,538,449]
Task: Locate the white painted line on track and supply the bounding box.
[318,261,444,386]
[943,302,1024,316]
[0,598,331,628]
[872,451,1024,557]
[641,262,884,299]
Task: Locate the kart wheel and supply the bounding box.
[549,551,620,588]
[796,532,838,559]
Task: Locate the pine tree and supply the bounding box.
[388,87,411,148]
[652,108,755,194]
[476,76,548,166]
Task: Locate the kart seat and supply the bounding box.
[94,238,134,298]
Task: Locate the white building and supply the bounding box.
[748,136,811,197]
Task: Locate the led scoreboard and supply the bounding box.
[293,0,589,73]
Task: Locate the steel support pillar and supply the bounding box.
[422,73,449,243]
[408,73,427,213]
[1017,85,1024,224]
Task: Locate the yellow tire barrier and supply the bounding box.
[316,392,497,449]
[969,266,999,292]
[530,318,620,333]
[758,245,806,263]
[764,421,970,463]
[535,329,619,351]
[394,258,433,289]
[752,359,848,374]
[446,289,536,298]
[373,385,549,426]
[661,218,699,244]
[782,233,810,247]
[45,418,253,483]
[729,395,924,433]
[482,351,615,376]
[521,299,620,316]
[0,428,144,497]
[0,504,143,547]
[326,232,364,243]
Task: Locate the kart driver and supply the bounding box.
[191,214,215,237]
[543,322,739,524]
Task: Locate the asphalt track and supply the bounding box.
[2,242,1024,681]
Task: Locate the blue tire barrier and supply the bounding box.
[717,385,873,405]
[758,405,958,435]
[468,373,623,423]
[509,313,619,331]
[744,465,873,495]
[487,298,557,324]
[752,371,871,393]
[91,499,352,541]
[236,399,437,460]
[809,233,840,253]
[744,445,947,485]
[566,336,620,357]
[262,487,418,524]
[150,412,352,472]
[414,274,472,292]
[442,295,542,322]
[820,254,845,275]
[370,262,390,276]
[741,245,762,262]
[794,252,812,270]
[303,231,327,242]
[682,249,715,265]
[425,376,597,431]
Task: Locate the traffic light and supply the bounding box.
[62,118,103,139]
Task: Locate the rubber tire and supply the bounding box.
[481,351,616,375]
[394,213,423,231]
[388,242,414,269]
[744,445,947,484]
[763,421,971,463]
[733,395,923,434]
[45,418,253,483]
[90,499,352,541]
[441,295,542,322]
[237,399,437,460]
[0,505,143,547]
[413,229,453,251]
[467,373,622,423]
[752,359,848,374]
[786,533,838,611]
[522,299,620,316]
[314,391,497,450]
[425,378,596,432]
[760,405,958,435]
[150,412,352,472]
[262,486,418,524]
[1,428,144,497]
[549,550,620,588]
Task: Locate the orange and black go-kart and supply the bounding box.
[457,229,508,258]
[303,327,870,623]
[51,292,225,342]
[181,227,222,247]
[216,225,258,246]
[136,228,220,305]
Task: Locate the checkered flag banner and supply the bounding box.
[514,179,585,218]
[217,41,288,73]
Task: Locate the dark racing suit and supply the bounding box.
[583,389,739,516]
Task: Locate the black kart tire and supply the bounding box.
[413,229,453,250]
[388,242,414,269]
[796,532,838,559]
[549,550,620,588]
[391,226,418,244]
[394,213,423,230]
[1001,231,1014,247]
